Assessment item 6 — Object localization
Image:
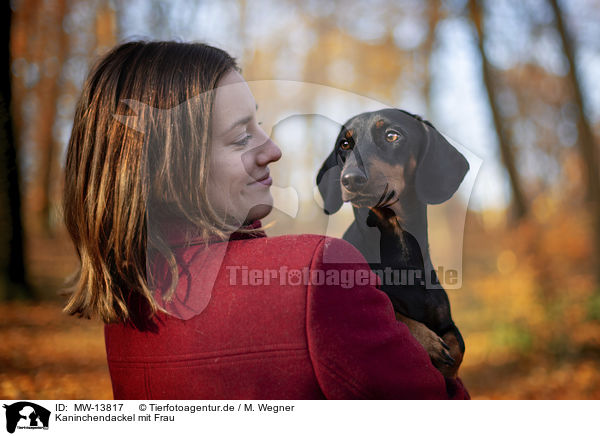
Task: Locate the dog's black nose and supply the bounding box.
[342,171,367,191]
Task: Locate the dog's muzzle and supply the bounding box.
[341,169,367,192]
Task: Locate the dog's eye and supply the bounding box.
[339,139,352,150]
[385,130,401,142]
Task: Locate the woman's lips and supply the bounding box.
[249,173,272,186]
[257,176,272,186]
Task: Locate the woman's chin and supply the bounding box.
[245,203,273,224]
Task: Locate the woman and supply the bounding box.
[62,41,469,400]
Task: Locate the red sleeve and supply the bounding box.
[306,237,469,400]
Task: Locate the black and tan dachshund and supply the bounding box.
[316,108,469,378]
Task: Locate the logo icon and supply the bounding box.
[3,402,50,434]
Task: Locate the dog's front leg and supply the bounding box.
[367,207,458,376]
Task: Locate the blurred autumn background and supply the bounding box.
[1,0,600,400]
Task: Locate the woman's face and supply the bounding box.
[206,70,282,226]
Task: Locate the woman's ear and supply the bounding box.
[415,124,469,205]
[316,149,343,215]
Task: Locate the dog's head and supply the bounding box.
[317,108,469,214]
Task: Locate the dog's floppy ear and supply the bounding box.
[415,124,469,204]
[316,150,343,215]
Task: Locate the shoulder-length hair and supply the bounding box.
[62,41,238,324]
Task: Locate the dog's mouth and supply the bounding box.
[374,184,399,208]
[344,184,399,208]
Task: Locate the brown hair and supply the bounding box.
[62,41,238,324]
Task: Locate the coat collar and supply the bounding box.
[154,216,266,248]
[148,217,266,321]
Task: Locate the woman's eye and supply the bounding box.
[233,134,252,146]
[385,130,401,142]
[339,139,351,150]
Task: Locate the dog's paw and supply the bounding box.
[438,331,464,378]
[420,330,456,369]
[398,313,457,375]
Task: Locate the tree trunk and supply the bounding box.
[0,3,32,300]
[468,0,528,220]
[422,1,442,119]
[548,0,600,287]
[28,0,68,236]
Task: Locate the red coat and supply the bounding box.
[104,224,469,399]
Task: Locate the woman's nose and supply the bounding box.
[256,137,282,166]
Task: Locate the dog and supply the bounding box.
[316,108,469,378]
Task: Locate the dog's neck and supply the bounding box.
[353,189,430,260]
[390,189,430,260]
[363,188,436,283]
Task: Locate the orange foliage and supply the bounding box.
[0,302,112,400]
[454,189,600,398]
